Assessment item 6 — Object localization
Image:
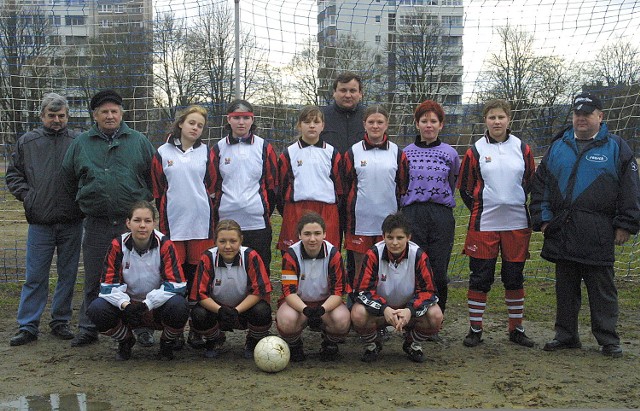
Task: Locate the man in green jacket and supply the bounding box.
[62,89,155,346]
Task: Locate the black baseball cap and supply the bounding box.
[573,92,603,113]
[90,89,123,111]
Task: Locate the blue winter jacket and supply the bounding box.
[530,123,640,266]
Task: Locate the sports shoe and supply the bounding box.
[403,340,425,363]
[543,339,582,351]
[70,332,98,347]
[156,339,175,361]
[172,332,185,351]
[187,329,206,349]
[135,330,155,347]
[424,333,443,343]
[10,330,37,346]
[319,340,339,362]
[289,341,306,362]
[243,336,260,359]
[509,327,534,348]
[602,344,623,358]
[51,324,74,340]
[360,341,383,363]
[463,327,483,347]
[203,335,226,359]
[116,338,136,361]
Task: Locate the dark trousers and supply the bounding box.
[554,260,619,346]
[78,217,127,335]
[242,227,272,277]
[191,300,272,331]
[403,202,455,312]
[87,294,189,332]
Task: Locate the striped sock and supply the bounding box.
[104,320,132,342]
[505,289,525,332]
[468,289,487,331]
[248,323,271,341]
[161,325,183,342]
[199,325,221,342]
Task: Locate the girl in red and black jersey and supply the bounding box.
[342,105,408,285]
[211,100,278,276]
[278,106,342,252]
[276,213,350,362]
[189,220,272,359]
[87,201,189,361]
[351,212,442,363]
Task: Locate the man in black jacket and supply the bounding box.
[6,93,84,346]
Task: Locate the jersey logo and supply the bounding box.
[225,157,231,165]
[381,273,387,281]
[360,160,367,167]
[167,160,174,167]
[215,278,222,286]
[125,261,130,269]
[632,162,638,172]
[466,244,478,252]
[297,159,303,167]
[484,156,492,163]
[586,154,607,163]
[300,273,306,280]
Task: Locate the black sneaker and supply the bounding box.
[136,331,155,347]
[289,342,306,362]
[172,332,185,351]
[403,340,425,363]
[10,330,37,346]
[51,324,74,340]
[319,340,339,361]
[243,336,260,359]
[463,327,483,347]
[509,327,534,347]
[360,341,383,363]
[543,339,582,351]
[156,339,175,361]
[602,344,623,358]
[116,338,136,361]
[71,332,98,347]
[204,335,226,359]
[187,329,206,349]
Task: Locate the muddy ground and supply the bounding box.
[0,285,638,411]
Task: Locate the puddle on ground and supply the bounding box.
[0,393,110,411]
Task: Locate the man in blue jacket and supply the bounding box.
[530,92,640,358]
[6,93,84,346]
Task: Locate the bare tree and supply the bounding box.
[153,13,206,119]
[0,1,51,141]
[587,41,640,87]
[286,37,321,105]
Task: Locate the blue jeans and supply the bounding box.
[17,221,83,334]
[77,217,127,335]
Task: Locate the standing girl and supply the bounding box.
[278,106,342,252]
[342,105,408,284]
[401,100,460,314]
[457,99,535,348]
[212,100,278,276]
[189,220,272,359]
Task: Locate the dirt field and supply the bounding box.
[0,284,638,411]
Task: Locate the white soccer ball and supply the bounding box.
[254,336,290,373]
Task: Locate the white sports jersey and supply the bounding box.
[285,140,337,204]
[216,136,269,230]
[208,246,251,307]
[374,241,419,308]
[156,140,211,240]
[289,240,333,302]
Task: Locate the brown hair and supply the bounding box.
[215,219,243,240]
[171,105,207,139]
[296,212,326,234]
[333,71,363,92]
[363,105,389,122]
[482,99,511,118]
[127,200,158,221]
[297,105,324,127]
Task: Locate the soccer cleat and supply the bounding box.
[116,338,136,361]
[360,341,383,363]
[156,339,175,361]
[602,344,623,358]
[319,340,339,362]
[187,329,206,349]
[243,336,260,359]
[10,330,38,346]
[203,335,226,359]
[403,340,425,363]
[172,332,185,351]
[509,327,534,347]
[50,324,74,340]
[289,341,306,362]
[136,330,155,347]
[70,332,98,347]
[463,327,483,347]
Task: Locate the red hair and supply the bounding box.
[414,100,445,125]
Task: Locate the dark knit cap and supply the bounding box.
[90,89,123,110]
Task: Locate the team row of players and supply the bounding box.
[90,201,441,363]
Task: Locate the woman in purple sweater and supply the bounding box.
[401,100,460,316]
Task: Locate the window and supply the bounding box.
[98,4,112,13]
[441,0,462,5]
[114,4,124,13]
[100,19,113,28]
[375,35,381,43]
[375,15,381,23]
[65,15,85,26]
[442,35,462,46]
[65,35,88,45]
[375,54,382,64]
[49,15,61,26]
[49,35,61,45]
[441,16,463,27]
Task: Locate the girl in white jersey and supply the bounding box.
[457,99,536,348]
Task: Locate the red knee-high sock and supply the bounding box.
[467,289,487,331]
[505,288,525,332]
